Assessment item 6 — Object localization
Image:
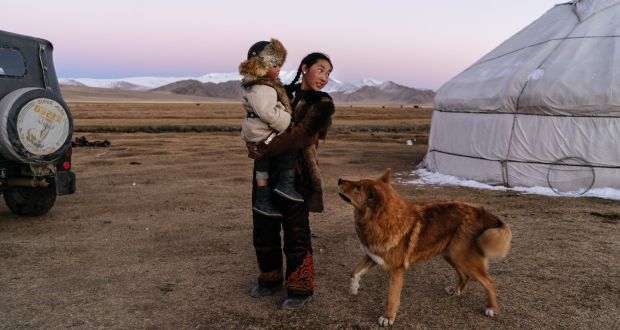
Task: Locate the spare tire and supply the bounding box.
[0,88,73,163]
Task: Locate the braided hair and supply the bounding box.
[286,52,333,95]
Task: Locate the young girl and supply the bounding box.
[239,39,304,218]
[246,52,335,310]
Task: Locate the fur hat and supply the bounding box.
[239,38,287,81]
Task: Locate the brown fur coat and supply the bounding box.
[258,90,335,212]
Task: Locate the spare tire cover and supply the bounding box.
[0,88,73,163]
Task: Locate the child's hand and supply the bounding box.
[246,142,262,159]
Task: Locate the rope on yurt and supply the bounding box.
[429,149,620,169]
[433,108,620,119]
[474,36,620,67]
[504,19,582,189]
[428,149,618,194]
[500,160,509,187]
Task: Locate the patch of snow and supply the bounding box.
[278,70,298,85]
[378,81,400,91]
[528,69,545,81]
[196,72,242,83]
[58,78,83,86]
[403,169,620,201]
[355,78,384,87]
[325,79,358,93]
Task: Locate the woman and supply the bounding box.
[247,52,335,310]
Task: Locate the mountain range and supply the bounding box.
[60,71,435,104]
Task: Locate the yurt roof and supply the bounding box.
[435,0,620,117]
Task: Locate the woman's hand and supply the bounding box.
[246,142,262,159]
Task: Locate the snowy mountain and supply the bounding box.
[60,71,391,93]
[60,72,243,91]
[330,81,435,104]
[60,71,436,104]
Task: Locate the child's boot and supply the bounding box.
[253,186,283,218]
[274,169,304,202]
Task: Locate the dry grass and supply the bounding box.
[61,85,231,103]
[70,102,433,136]
[2,99,617,329]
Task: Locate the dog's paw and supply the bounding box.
[484,307,496,317]
[378,315,394,327]
[444,286,461,296]
[349,279,360,295]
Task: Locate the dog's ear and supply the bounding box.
[367,185,378,208]
[379,168,391,185]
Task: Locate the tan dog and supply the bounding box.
[338,169,511,327]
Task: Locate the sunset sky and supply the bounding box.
[4,0,561,89]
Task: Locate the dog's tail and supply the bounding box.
[477,220,512,259]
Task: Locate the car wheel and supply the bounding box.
[3,185,57,216]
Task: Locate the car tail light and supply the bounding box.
[62,161,71,170]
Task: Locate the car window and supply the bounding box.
[0,47,26,77]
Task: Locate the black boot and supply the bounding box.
[281,295,312,310]
[274,169,304,202]
[249,283,283,298]
[253,186,283,218]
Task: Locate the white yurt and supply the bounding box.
[421,0,620,194]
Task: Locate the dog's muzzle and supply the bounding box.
[338,192,352,204]
[338,178,353,204]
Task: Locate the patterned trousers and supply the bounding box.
[252,196,315,297]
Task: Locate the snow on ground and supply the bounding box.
[402,169,620,201]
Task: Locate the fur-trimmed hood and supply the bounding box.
[239,38,287,82]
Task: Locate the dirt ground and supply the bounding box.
[0,102,619,329]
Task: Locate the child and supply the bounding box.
[239,38,303,218]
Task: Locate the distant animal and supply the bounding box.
[338,169,512,327]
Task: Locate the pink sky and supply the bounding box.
[4,0,561,89]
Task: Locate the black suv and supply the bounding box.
[0,30,75,216]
